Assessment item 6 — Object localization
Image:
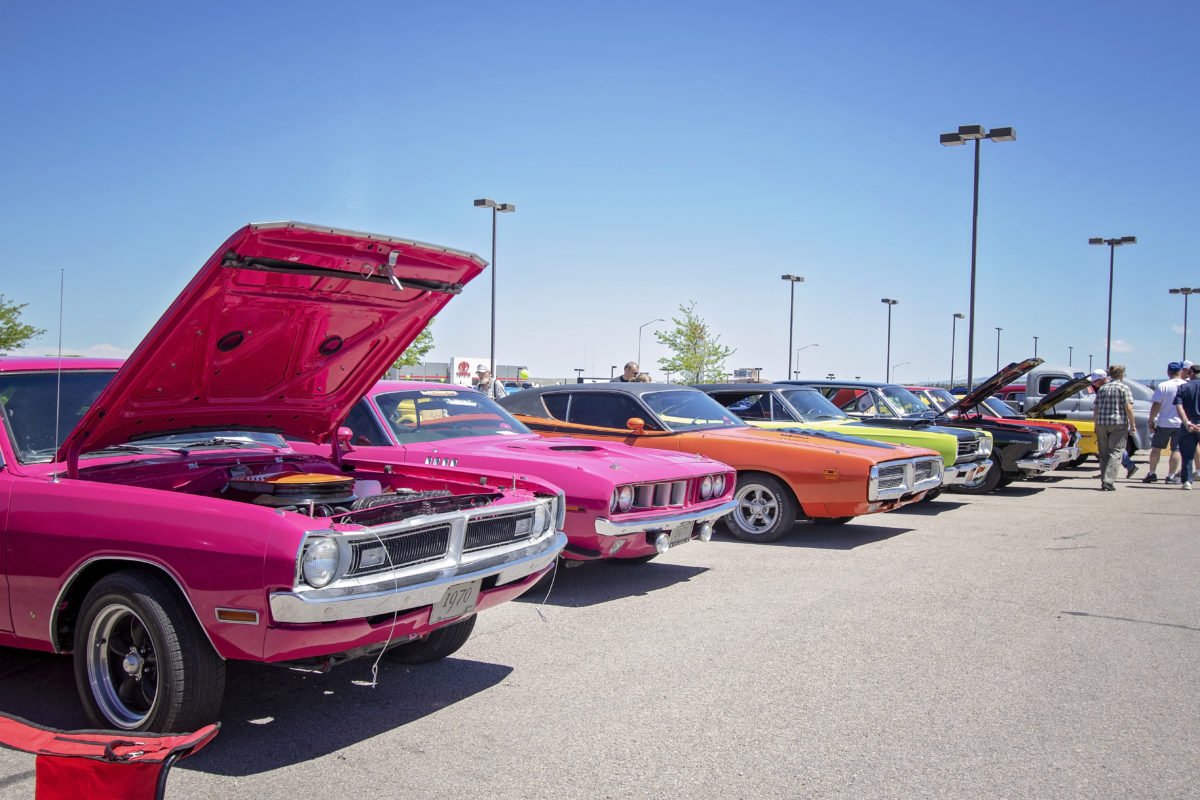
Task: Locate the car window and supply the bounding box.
[778,389,848,422]
[878,386,930,416]
[372,389,530,443]
[543,393,570,420]
[0,370,114,462]
[565,392,658,430]
[718,392,772,420]
[343,401,391,446]
[641,390,745,432]
[1039,376,1068,394]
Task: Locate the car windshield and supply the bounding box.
[924,389,958,412]
[879,385,934,417]
[779,389,851,422]
[641,390,746,432]
[0,370,285,464]
[980,397,1022,418]
[373,389,531,443]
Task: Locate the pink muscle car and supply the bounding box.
[294,381,737,563]
[0,222,566,733]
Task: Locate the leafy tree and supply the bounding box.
[655,302,735,383]
[0,295,44,352]
[393,319,435,369]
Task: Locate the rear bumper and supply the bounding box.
[942,460,992,486]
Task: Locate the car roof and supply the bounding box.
[782,379,892,389]
[498,381,700,416]
[694,383,821,393]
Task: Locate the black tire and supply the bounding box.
[1068,455,1090,469]
[916,487,943,504]
[73,570,225,733]
[814,516,853,525]
[386,615,477,664]
[606,554,658,565]
[997,475,1017,488]
[724,473,798,543]
[948,457,1003,495]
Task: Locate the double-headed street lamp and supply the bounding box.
[1169,288,1198,361]
[881,298,899,381]
[781,275,805,379]
[950,312,964,385]
[940,124,1017,391]
[1088,235,1136,368]
[638,318,664,366]
[474,198,516,377]
[995,327,1003,371]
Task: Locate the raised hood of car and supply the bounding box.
[943,358,1043,417]
[1023,375,1094,417]
[60,222,485,465]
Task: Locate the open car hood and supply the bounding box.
[1023,375,1094,417]
[942,358,1043,417]
[60,222,484,464]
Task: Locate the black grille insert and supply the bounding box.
[347,524,451,577]
[465,511,536,552]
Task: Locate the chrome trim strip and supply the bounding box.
[594,499,738,536]
[269,531,566,624]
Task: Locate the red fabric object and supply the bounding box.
[0,713,218,800]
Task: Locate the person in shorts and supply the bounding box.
[1172,363,1200,489]
[1145,361,1186,483]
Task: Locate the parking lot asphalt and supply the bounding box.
[1,463,1197,799]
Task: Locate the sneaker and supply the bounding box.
[1126,464,1140,479]
[1165,475,1180,484]
[1184,482,1193,491]
[1142,473,1158,484]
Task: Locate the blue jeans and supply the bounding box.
[1180,429,1200,483]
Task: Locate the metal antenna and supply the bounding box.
[52,269,64,482]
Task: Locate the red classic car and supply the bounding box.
[0,223,566,732]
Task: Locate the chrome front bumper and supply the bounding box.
[1057,445,1080,462]
[269,531,567,624]
[1017,453,1061,474]
[942,459,992,486]
[595,499,738,537]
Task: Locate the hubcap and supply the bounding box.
[86,603,159,729]
[733,484,779,535]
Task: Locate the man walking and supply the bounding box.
[1176,364,1200,490]
[1093,366,1136,491]
[1144,361,1186,483]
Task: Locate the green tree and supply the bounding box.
[655,302,735,383]
[393,319,435,370]
[0,295,44,352]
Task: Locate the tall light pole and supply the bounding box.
[1088,354,1094,372]
[473,198,516,378]
[638,318,664,366]
[610,365,617,379]
[1032,335,1039,358]
[995,327,1003,372]
[573,368,584,383]
[781,275,805,379]
[950,312,964,385]
[940,124,1017,391]
[793,343,818,378]
[1068,346,1074,367]
[892,361,911,380]
[1088,235,1136,368]
[1169,288,1198,361]
[881,298,899,381]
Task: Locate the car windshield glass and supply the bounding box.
[925,389,958,412]
[373,389,531,443]
[641,390,746,432]
[779,389,850,421]
[879,385,933,416]
[981,397,1022,418]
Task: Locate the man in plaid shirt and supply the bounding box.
[1092,365,1136,491]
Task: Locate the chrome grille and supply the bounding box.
[877,464,907,490]
[464,510,537,552]
[347,524,451,578]
[957,440,979,457]
[631,480,689,509]
[914,460,936,482]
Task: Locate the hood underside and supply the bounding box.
[60,222,485,463]
[1024,375,1094,417]
[944,358,1043,417]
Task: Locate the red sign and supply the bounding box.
[456,360,471,377]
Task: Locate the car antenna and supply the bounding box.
[51,269,65,483]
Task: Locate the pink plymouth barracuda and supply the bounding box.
[0,223,566,733]
[292,381,737,563]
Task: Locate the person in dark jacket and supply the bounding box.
[1172,364,1200,490]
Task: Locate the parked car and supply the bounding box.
[786,370,1059,495]
[0,223,567,733]
[293,381,737,564]
[498,383,944,542]
[695,383,992,494]
[1021,363,1152,449]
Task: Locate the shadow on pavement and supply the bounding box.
[711,524,914,551]
[995,486,1046,497]
[891,499,970,516]
[516,561,709,608]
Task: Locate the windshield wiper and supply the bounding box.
[165,437,281,452]
[94,443,187,455]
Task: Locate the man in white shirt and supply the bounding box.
[1146,361,1187,483]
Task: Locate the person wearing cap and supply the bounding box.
[474,364,507,400]
[1175,364,1200,489]
[1092,365,1136,491]
[1144,361,1187,483]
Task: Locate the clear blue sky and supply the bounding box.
[3,1,1197,384]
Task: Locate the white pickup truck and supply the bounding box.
[1019,363,1152,449]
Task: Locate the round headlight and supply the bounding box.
[712,473,727,496]
[302,537,340,588]
[532,502,549,534]
[617,485,634,512]
[700,475,714,499]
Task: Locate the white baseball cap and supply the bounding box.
[1182,360,1195,371]
[1087,369,1107,382]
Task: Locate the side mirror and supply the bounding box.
[626,417,646,434]
[336,426,355,450]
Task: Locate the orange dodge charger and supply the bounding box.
[499,383,943,542]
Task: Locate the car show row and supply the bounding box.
[0,223,1099,734]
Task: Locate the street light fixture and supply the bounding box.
[610,365,617,379]
[881,298,899,381]
[1088,354,1094,372]
[940,124,1017,391]
[781,275,805,379]
[950,312,965,386]
[474,198,516,379]
[1088,235,1136,368]
[1068,345,1074,367]
[891,361,911,379]
[995,327,1003,371]
[638,318,664,366]
[1169,287,1198,361]
[573,368,585,383]
[1032,335,1039,358]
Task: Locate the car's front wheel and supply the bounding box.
[725,474,797,543]
[948,457,1003,495]
[73,571,225,732]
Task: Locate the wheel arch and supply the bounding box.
[734,468,805,518]
[50,557,222,658]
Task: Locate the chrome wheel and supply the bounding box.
[86,602,160,730]
[733,483,780,535]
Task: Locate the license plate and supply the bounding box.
[668,521,694,547]
[429,579,482,624]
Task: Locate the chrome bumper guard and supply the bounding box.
[594,499,739,537]
[1058,445,1080,462]
[942,459,992,486]
[1017,454,1060,474]
[270,530,567,624]
[869,457,945,501]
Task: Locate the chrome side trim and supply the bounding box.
[594,499,737,536]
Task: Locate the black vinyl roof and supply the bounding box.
[497,382,701,416]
